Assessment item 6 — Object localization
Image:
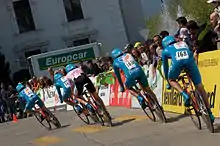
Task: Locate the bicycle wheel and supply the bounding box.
[140,94,156,122]
[146,93,167,123]
[73,104,90,125]
[34,110,51,130]
[94,100,112,127]
[43,108,61,128]
[187,92,202,130]
[195,90,214,133]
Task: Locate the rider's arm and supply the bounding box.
[113,63,124,89]
[162,51,169,80]
[55,84,63,103]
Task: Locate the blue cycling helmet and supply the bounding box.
[16,83,25,93]
[162,36,175,48]
[111,48,123,59]
[65,64,76,73]
[54,73,63,82]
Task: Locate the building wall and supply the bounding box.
[0,0,129,74]
[119,0,146,43]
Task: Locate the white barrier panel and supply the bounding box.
[131,65,163,108]
[38,76,111,111]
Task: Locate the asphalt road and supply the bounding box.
[1,107,220,146]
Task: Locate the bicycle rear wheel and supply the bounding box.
[34,110,51,130]
[94,100,112,127]
[145,93,166,122]
[140,94,156,122]
[187,92,201,130]
[195,90,214,133]
[43,108,61,128]
[73,104,90,125]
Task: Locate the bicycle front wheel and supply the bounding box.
[34,110,51,130]
[43,108,61,128]
[73,104,90,125]
[195,90,214,133]
[145,93,167,123]
[187,92,201,130]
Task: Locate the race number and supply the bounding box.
[122,54,136,70]
[24,87,34,97]
[174,42,189,49]
[61,77,70,88]
[176,51,189,60]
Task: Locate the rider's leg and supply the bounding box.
[187,60,215,122]
[168,64,190,106]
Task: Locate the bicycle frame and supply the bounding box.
[177,73,199,111]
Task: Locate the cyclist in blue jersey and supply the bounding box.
[161,36,215,122]
[53,71,94,114]
[16,83,45,114]
[111,48,159,108]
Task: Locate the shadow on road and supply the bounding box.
[49,124,71,131]
[213,123,220,133]
[166,114,188,123]
[112,118,135,127]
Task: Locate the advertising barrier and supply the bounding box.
[162,50,220,117]
[197,50,220,117]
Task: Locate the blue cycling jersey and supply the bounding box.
[18,87,38,102]
[113,53,143,88]
[54,77,72,102]
[162,41,195,80]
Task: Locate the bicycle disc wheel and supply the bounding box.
[73,105,90,125]
[34,111,51,130]
[44,108,61,128]
[195,91,214,133]
[187,93,201,130]
[140,94,156,122]
[146,93,167,123]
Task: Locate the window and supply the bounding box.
[63,0,84,22]
[24,49,41,59]
[13,0,35,33]
[73,38,90,46]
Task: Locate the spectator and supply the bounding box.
[153,35,163,58]
[87,60,102,76]
[160,30,169,39]
[131,48,141,64]
[7,85,17,121]
[136,42,151,66]
[210,12,220,49]
[0,96,5,123]
[79,60,89,73]
[207,0,220,17]
[186,20,217,54]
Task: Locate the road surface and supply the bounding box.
[1,107,220,146]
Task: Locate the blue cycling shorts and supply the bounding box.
[125,68,149,89]
[25,96,44,111]
[62,88,71,100]
[168,59,201,85]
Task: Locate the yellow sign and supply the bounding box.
[162,50,220,117]
[198,50,220,117]
[162,77,186,114]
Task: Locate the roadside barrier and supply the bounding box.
[36,50,220,117]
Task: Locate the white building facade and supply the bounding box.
[0,0,146,74]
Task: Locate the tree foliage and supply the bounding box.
[0,52,11,84]
[168,0,213,23]
[146,15,161,38]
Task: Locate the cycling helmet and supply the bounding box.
[65,64,76,73]
[162,36,175,48]
[54,73,63,82]
[111,48,123,59]
[124,43,133,53]
[16,83,25,93]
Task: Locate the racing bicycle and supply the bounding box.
[130,81,167,123]
[82,83,113,127]
[33,100,61,130]
[177,72,214,133]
